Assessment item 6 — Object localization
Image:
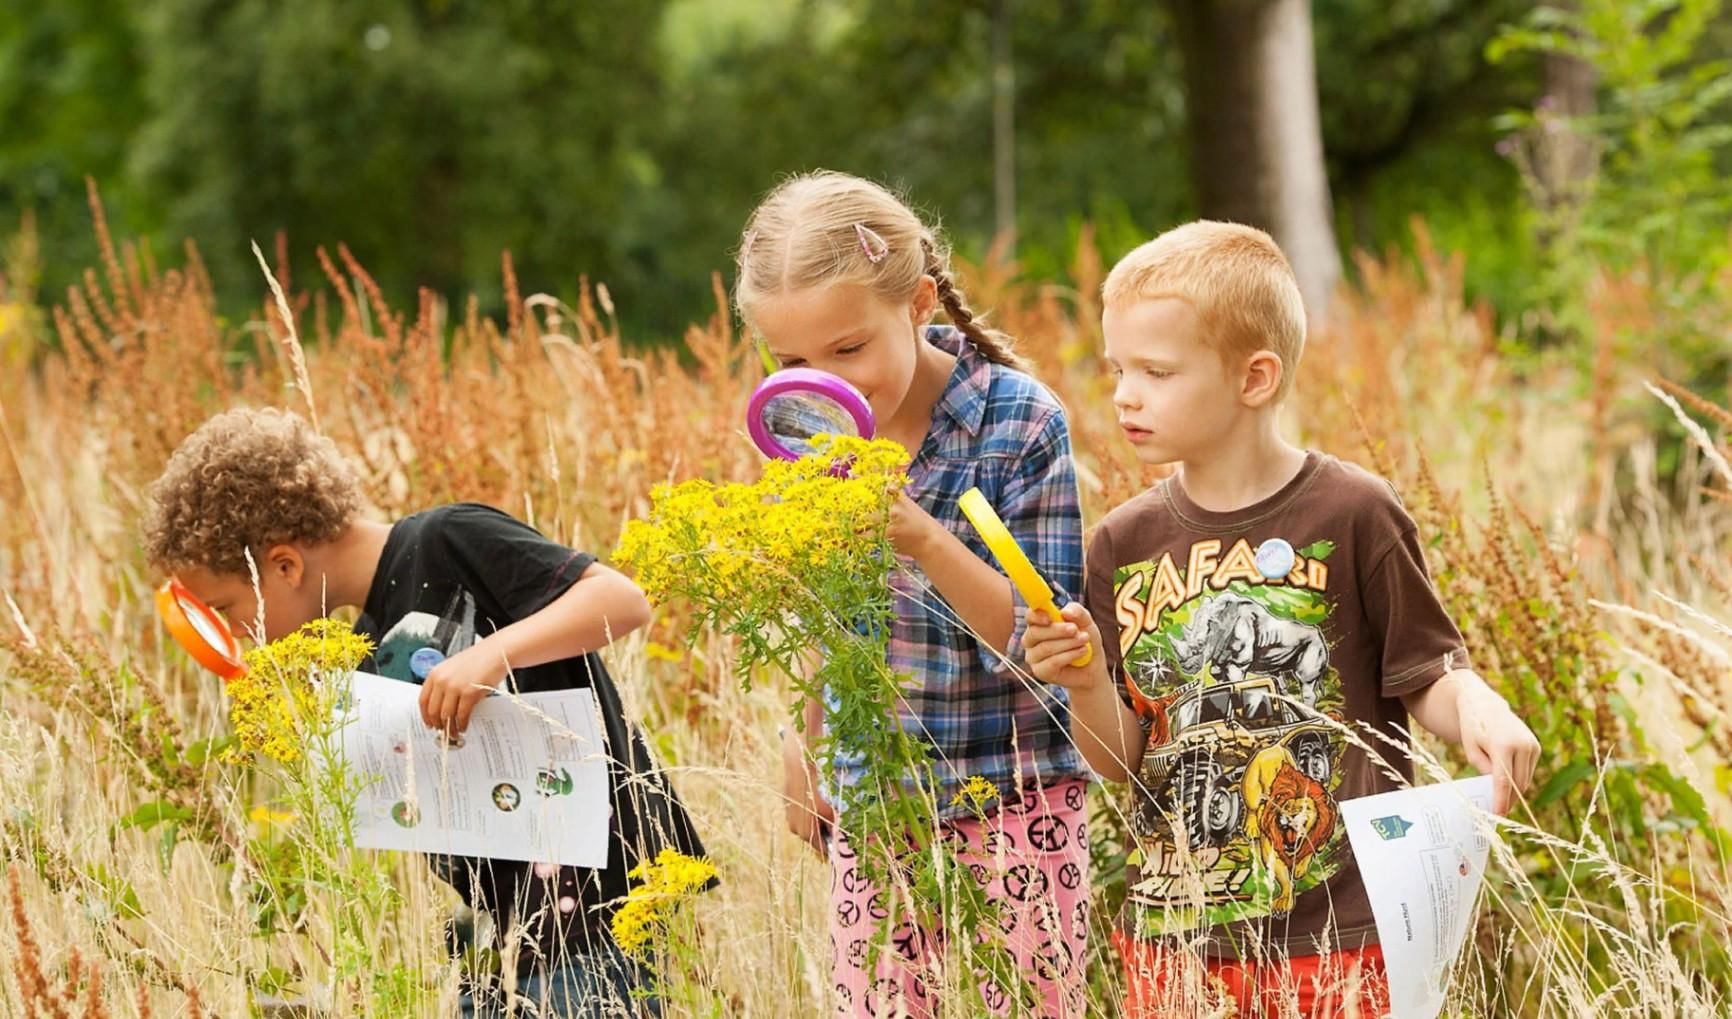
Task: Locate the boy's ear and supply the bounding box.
[1241,350,1285,408]
[263,544,306,589]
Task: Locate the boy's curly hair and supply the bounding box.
[144,408,362,575]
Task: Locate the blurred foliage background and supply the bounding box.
[7,0,1724,342]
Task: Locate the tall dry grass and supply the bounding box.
[0,192,1728,1016]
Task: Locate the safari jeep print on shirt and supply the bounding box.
[1114,534,1346,938]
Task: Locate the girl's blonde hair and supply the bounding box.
[734,171,1030,373]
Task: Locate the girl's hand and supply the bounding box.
[1458,684,1541,815]
[1025,602,1110,693]
[781,727,834,856]
[887,492,942,560]
[419,639,509,735]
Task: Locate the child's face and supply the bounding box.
[751,282,932,428]
[1103,297,1251,465]
[176,545,325,644]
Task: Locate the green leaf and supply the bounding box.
[118,801,195,833]
[755,337,779,376]
[85,865,145,919]
[1487,27,1579,64]
[1533,759,1596,808]
[156,730,181,769]
[186,735,237,767]
[1641,764,1713,829]
[158,823,179,873]
[256,965,296,996]
[113,882,144,919]
[1298,540,1336,560]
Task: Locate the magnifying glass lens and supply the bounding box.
[746,368,876,462]
[763,391,862,457]
[178,592,232,652]
[158,579,246,680]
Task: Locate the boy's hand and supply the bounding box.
[1024,602,1110,693]
[1458,684,1540,815]
[419,639,510,736]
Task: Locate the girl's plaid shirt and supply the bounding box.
[827,326,1089,818]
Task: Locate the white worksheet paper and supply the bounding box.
[1340,776,1494,1019]
[337,671,611,868]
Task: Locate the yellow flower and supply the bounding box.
[950,775,1000,813]
[242,617,374,679]
[611,435,909,609]
[249,805,298,828]
[643,642,684,664]
[626,848,718,890]
[609,848,717,956]
[225,619,373,764]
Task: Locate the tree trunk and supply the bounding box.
[1535,5,1599,217]
[1168,0,1342,320]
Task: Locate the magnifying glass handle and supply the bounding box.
[956,486,1093,670]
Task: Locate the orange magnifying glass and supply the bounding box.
[155,579,246,681]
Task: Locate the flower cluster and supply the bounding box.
[613,435,908,608]
[608,848,718,956]
[609,434,1015,993]
[950,774,1001,815]
[226,619,373,764]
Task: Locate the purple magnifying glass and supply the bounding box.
[746,368,876,461]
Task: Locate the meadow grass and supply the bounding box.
[0,201,1727,1016]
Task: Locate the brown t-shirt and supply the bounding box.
[1085,451,1469,961]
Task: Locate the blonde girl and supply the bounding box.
[740,171,1093,1018]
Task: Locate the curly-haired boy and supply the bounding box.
[146,407,706,1017]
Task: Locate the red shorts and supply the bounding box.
[1116,930,1390,1018]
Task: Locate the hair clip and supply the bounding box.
[854,223,889,264]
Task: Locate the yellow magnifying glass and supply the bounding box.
[155,578,247,681]
[958,487,1092,667]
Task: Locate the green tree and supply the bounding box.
[0,0,153,306]
[652,0,1190,293]
[1314,0,1539,310]
[127,0,671,327]
[11,0,1717,340]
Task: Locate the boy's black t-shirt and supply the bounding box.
[354,503,708,967]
